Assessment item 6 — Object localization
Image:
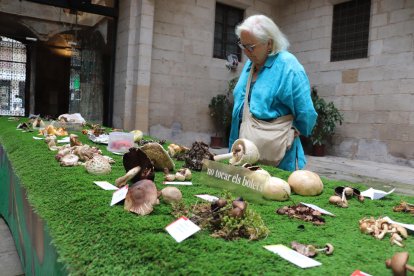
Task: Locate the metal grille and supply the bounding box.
[331,0,371,62]
[213,3,243,60]
[0,36,26,116]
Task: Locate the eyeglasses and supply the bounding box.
[237,40,258,52]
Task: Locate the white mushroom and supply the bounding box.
[214,138,260,165]
[262,177,291,201]
[288,170,324,196]
[160,187,182,203]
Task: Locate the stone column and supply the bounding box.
[113,0,154,132]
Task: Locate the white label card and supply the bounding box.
[264,245,322,269]
[300,202,335,216]
[163,181,193,186]
[361,187,395,200]
[195,194,219,202]
[165,216,201,243]
[33,136,44,140]
[57,137,70,143]
[94,181,118,190]
[110,185,128,206]
[383,216,414,232]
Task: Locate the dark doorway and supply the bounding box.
[34,43,70,118]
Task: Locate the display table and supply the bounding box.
[0,117,412,275]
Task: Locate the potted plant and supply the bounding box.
[310,86,344,156]
[208,78,236,148]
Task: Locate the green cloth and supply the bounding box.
[0,146,66,275]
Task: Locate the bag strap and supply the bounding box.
[242,63,255,121]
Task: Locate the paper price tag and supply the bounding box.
[165,216,201,243]
[195,194,219,202]
[94,181,118,190]
[264,245,321,269]
[110,185,128,206]
[300,202,335,216]
[350,270,372,276]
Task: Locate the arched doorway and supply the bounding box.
[0,36,26,116]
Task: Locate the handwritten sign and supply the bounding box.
[202,159,270,203]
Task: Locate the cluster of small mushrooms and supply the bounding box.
[329,186,364,208]
[359,217,408,247]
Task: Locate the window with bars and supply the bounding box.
[213,3,243,60]
[331,0,371,62]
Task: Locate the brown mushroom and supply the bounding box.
[123,148,155,182]
[140,142,175,171]
[70,134,83,147]
[124,179,159,215]
[385,252,414,276]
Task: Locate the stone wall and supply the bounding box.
[147,0,278,146]
[278,0,414,166]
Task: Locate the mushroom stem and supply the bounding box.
[213,152,233,161]
[115,166,141,187]
[315,243,334,255]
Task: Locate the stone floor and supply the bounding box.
[1,154,414,275]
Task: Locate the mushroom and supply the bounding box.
[115,166,141,187]
[70,134,82,147]
[287,170,323,196]
[262,177,291,201]
[130,129,143,142]
[168,143,189,158]
[124,179,159,215]
[230,198,247,218]
[390,233,405,247]
[315,243,334,255]
[242,163,271,177]
[176,168,192,181]
[84,155,112,175]
[45,135,58,150]
[60,153,80,166]
[214,138,260,165]
[385,252,414,276]
[329,195,348,208]
[123,148,155,182]
[140,142,175,171]
[291,242,334,257]
[160,187,182,203]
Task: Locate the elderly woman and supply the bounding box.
[229,14,317,171]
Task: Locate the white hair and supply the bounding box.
[235,14,290,55]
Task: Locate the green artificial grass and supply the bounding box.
[0,116,413,276]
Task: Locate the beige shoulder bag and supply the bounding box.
[239,65,295,166]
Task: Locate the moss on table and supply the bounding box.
[0,117,413,275]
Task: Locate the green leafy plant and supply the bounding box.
[208,77,237,137]
[310,86,344,146]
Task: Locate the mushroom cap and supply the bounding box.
[325,243,334,255]
[263,177,291,201]
[160,187,182,203]
[288,170,323,196]
[60,153,79,166]
[124,179,159,215]
[85,155,111,175]
[123,148,155,182]
[140,142,175,171]
[229,138,260,165]
[385,252,409,276]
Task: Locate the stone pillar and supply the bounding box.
[113,0,154,132]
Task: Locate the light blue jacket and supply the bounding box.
[229,51,317,171]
